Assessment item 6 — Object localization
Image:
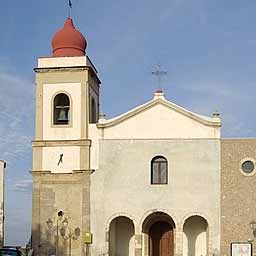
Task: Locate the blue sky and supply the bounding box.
[0,0,256,245]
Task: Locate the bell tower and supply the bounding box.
[32,18,100,256]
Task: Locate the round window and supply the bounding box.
[241,160,255,174]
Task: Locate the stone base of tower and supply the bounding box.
[31,170,93,256]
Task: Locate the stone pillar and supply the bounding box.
[175,225,183,256]
[135,234,142,256]
[208,228,214,256]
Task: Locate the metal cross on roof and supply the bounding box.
[152,65,167,90]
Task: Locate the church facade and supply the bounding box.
[31,18,256,256]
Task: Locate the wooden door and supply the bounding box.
[149,221,173,256]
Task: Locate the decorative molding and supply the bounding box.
[180,212,211,228]
[34,66,101,84]
[138,208,178,232]
[31,169,94,174]
[105,212,136,232]
[32,139,91,147]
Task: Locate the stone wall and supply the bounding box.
[31,170,92,256]
[221,139,256,256]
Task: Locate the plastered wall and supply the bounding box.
[90,139,221,256]
[43,82,82,140]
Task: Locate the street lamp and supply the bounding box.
[250,220,256,237]
[46,210,65,256]
[59,217,81,256]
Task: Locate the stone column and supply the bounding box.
[208,228,214,256]
[175,225,183,256]
[135,234,142,256]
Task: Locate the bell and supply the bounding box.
[57,107,68,121]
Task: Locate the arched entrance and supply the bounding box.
[183,215,208,256]
[149,221,173,256]
[142,212,175,256]
[109,216,135,256]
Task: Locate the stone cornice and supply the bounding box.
[34,66,101,84]
[30,169,95,176]
[32,139,91,147]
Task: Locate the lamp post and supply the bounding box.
[250,220,256,237]
[249,220,256,256]
[46,210,65,256]
[59,217,80,256]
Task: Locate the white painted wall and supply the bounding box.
[89,98,221,170]
[37,55,98,74]
[99,104,220,139]
[43,83,82,140]
[88,95,221,255]
[42,146,80,173]
[90,139,220,255]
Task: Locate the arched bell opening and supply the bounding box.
[182,215,208,256]
[142,212,175,256]
[90,97,97,123]
[53,93,70,125]
[109,216,135,256]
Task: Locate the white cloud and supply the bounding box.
[12,179,32,193]
[0,69,34,164]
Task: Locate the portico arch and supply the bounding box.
[109,216,135,256]
[182,215,209,256]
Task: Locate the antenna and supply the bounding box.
[68,0,72,18]
[152,64,167,90]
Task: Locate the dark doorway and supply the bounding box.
[149,221,173,256]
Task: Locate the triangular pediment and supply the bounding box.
[97,95,221,139]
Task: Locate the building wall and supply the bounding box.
[91,139,221,256]
[31,171,91,256]
[42,82,82,141]
[0,161,4,246]
[221,139,256,256]
[34,68,90,141]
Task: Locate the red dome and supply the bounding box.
[52,18,87,57]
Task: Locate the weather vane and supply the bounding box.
[68,0,72,18]
[152,64,167,90]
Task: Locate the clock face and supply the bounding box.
[42,146,80,173]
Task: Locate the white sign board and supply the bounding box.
[231,243,252,256]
